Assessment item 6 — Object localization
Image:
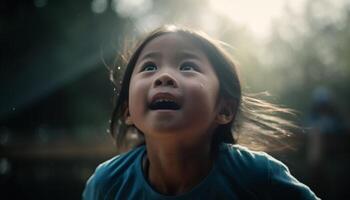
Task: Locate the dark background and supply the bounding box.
[1,0,350,199]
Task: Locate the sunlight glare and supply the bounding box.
[209,0,305,38]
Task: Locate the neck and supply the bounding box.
[143,137,214,195]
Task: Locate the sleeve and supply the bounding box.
[267,157,321,200]
[82,165,105,200]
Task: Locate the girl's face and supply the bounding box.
[128,33,221,141]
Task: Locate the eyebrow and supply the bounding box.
[138,50,202,61]
[138,52,161,61]
[176,51,201,60]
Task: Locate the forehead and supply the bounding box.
[138,33,206,59]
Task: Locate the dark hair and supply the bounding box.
[109,25,297,152]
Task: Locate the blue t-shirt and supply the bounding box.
[83,143,320,200]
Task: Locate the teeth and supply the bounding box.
[155,99,175,103]
[149,98,180,110]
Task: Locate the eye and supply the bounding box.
[179,62,198,71]
[141,62,157,72]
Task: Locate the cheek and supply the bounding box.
[178,77,219,135]
[185,76,220,114]
[128,77,149,118]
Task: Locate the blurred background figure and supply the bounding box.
[307,86,346,164]
[306,86,349,199]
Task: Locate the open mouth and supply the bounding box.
[149,99,181,110]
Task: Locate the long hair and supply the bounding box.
[108,25,297,152]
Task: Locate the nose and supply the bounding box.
[153,73,178,88]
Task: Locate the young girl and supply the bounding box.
[83,25,320,199]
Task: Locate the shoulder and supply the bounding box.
[219,144,272,186]
[219,143,320,200]
[226,144,291,178]
[82,146,145,200]
[92,145,144,180]
[220,143,273,173]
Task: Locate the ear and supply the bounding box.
[215,99,236,125]
[123,107,134,126]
